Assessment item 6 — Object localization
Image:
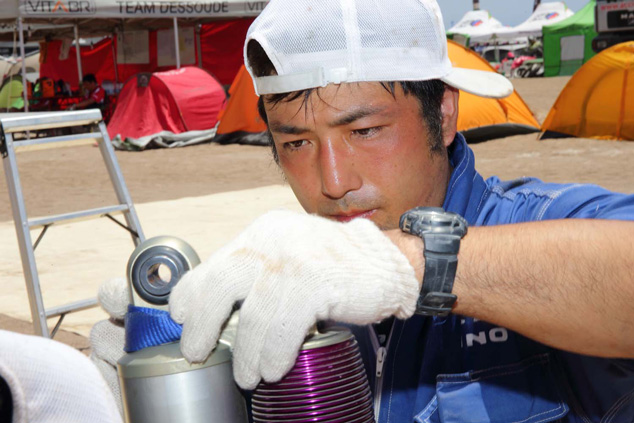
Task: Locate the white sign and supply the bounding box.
[20,0,268,18]
[157,26,195,67]
[117,30,149,64]
[59,38,72,60]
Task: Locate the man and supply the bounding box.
[93,1,634,422]
[70,73,105,110]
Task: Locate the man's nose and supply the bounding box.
[319,139,362,200]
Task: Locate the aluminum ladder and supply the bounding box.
[0,110,145,338]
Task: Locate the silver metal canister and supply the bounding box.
[117,236,248,423]
[118,339,248,423]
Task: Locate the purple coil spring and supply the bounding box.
[252,333,375,423]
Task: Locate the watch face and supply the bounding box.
[400,208,467,237]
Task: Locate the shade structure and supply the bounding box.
[446,10,504,46]
[543,0,597,77]
[492,2,574,41]
[107,66,226,141]
[447,40,540,141]
[542,41,634,141]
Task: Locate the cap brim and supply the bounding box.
[441,68,514,99]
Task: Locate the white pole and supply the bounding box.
[18,18,29,112]
[74,24,83,86]
[173,17,181,69]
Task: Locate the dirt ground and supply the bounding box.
[1,75,633,352]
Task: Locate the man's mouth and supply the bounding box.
[330,209,377,223]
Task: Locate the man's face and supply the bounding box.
[84,81,96,91]
[264,82,453,230]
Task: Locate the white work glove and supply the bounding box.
[170,209,419,390]
[90,277,129,417]
[0,329,123,423]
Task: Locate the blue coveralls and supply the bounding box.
[351,133,634,423]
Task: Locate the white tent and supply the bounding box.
[447,10,504,44]
[1,51,39,82]
[492,2,574,41]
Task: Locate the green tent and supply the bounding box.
[0,75,25,111]
[543,0,597,77]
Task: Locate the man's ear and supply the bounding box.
[441,86,460,148]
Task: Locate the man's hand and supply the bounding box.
[90,277,129,416]
[169,210,419,390]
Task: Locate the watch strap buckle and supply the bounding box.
[415,292,457,317]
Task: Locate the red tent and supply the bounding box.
[107,66,226,141]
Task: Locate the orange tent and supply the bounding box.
[447,40,540,141]
[215,65,267,144]
[215,42,539,143]
[541,41,634,141]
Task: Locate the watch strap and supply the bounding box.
[416,232,461,316]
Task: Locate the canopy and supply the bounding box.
[492,2,575,41]
[107,66,226,143]
[0,1,265,36]
[543,0,597,77]
[0,0,265,112]
[446,10,504,45]
[0,50,39,80]
[542,41,634,141]
[448,40,540,141]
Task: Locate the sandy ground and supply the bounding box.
[1,75,633,353]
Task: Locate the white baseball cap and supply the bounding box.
[244,0,513,99]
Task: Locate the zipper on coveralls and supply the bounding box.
[369,323,395,422]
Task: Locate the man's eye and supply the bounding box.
[283,140,307,150]
[352,127,382,138]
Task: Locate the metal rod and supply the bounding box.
[46,298,97,318]
[104,213,140,239]
[50,314,65,338]
[1,131,48,337]
[74,24,83,86]
[97,120,145,246]
[173,17,181,69]
[17,18,29,112]
[32,224,51,251]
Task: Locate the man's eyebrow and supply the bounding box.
[268,122,310,135]
[329,106,388,127]
[268,105,389,134]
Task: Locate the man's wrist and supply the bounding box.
[384,229,425,286]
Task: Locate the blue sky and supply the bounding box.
[439,0,592,28]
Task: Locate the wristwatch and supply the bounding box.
[399,207,468,316]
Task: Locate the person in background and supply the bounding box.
[70,74,105,110]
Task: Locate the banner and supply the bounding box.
[20,0,267,18]
[156,26,195,67]
[117,31,149,64]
